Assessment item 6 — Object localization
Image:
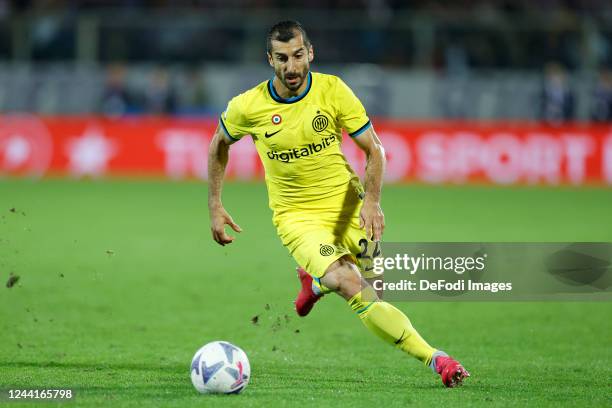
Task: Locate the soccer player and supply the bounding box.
[207,20,469,388]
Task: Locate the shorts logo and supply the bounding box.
[320,244,335,256]
[312,114,329,132]
[271,114,282,125]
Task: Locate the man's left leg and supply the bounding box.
[277,218,469,387]
[320,256,470,387]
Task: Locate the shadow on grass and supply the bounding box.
[2,361,481,396]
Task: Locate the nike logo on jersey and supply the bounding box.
[265,129,282,138]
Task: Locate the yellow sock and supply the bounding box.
[348,288,436,366]
[312,275,333,295]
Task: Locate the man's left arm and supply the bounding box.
[352,126,386,241]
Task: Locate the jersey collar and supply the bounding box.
[268,72,312,104]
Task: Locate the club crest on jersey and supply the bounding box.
[271,114,282,125]
[312,114,329,132]
[320,244,335,256]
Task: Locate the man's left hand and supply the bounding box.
[360,198,385,241]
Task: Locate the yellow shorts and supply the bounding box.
[274,197,380,280]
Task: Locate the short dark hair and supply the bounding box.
[266,20,311,53]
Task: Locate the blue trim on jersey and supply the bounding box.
[349,120,372,138]
[268,72,312,104]
[219,117,240,142]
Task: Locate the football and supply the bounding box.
[190,341,251,394]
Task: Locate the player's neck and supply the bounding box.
[273,74,310,99]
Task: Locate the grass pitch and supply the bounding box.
[0,179,611,407]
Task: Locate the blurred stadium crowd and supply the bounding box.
[0,0,610,120]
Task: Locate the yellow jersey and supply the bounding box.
[219,71,371,216]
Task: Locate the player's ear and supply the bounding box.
[267,52,274,68]
[308,45,314,63]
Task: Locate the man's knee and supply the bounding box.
[320,256,363,299]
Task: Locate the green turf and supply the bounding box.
[0,179,611,407]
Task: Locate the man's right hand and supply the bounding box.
[209,206,242,246]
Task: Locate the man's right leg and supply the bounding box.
[294,266,324,317]
[320,255,470,387]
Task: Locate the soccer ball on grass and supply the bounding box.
[190,341,250,394]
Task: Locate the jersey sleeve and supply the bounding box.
[335,78,371,138]
[219,94,251,143]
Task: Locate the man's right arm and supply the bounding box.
[208,125,242,246]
